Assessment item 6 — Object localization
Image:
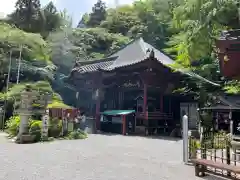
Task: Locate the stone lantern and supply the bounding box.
[18,85,35,138]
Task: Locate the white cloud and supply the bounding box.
[103,0,134,7]
[0,0,17,16]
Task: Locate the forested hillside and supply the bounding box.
[0,0,239,117]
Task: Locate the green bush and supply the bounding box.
[6,116,20,137]
[29,121,42,142]
[68,130,87,140]
[48,118,62,138]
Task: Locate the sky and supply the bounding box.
[0,0,134,25]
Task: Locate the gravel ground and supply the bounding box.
[0,133,225,180]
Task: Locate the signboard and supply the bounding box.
[119,76,143,89]
[123,81,141,88]
[42,114,49,137]
[68,122,74,132]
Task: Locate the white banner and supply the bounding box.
[42,115,49,137]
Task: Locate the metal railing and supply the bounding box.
[188,132,240,179]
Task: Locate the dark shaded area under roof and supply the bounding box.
[201,95,240,110]
[72,37,219,86]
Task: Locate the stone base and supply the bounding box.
[96,130,102,134]
[18,134,36,144]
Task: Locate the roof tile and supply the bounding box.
[71,37,219,86]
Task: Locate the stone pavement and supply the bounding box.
[0,134,225,180]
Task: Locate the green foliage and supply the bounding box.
[168,0,239,67]
[99,0,181,48]
[2,0,240,110]
[71,27,130,60]
[0,81,69,117]
[41,2,62,38]
[47,27,76,74]
[59,9,73,28]
[0,81,54,101]
[199,111,213,129]
[100,6,143,37]
[47,101,71,108]
[0,22,50,61]
[29,120,42,142]
[5,115,20,137]
[223,81,240,94]
[8,0,62,38]
[68,130,88,140]
[9,0,43,33]
[48,117,62,138]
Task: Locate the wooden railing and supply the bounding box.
[136,111,173,120]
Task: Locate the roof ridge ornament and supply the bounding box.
[149,49,155,58]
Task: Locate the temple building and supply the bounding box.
[69,37,218,135]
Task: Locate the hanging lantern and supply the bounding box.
[76,92,79,99]
[92,89,104,100]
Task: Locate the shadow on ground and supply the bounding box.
[98,132,182,141]
[143,135,181,141]
[203,176,229,180]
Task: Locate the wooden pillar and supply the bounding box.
[143,83,148,120]
[160,94,163,112]
[168,96,171,113]
[122,115,126,135]
[95,89,101,131]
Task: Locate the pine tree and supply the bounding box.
[77,13,88,28]
[42,2,61,38]
[87,0,106,27]
[10,0,44,33]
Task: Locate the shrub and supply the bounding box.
[29,121,42,142]
[6,116,20,137]
[68,129,87,140]
[48,118,62,138]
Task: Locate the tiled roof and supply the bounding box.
[71,37,219,86]
[102,37,173,71]
[219,29,240,40]
[72,57,116,74]
[202,95,240,110]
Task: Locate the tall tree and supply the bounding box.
[59,9,73,28]
[9,0,44,33]
[166,0,239,97]
[87,0,106,27]
[77,13,88,28]
[168,0,239,67]
[42,2,61,38]
[100,6,144,37]
[0,22,52,92]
